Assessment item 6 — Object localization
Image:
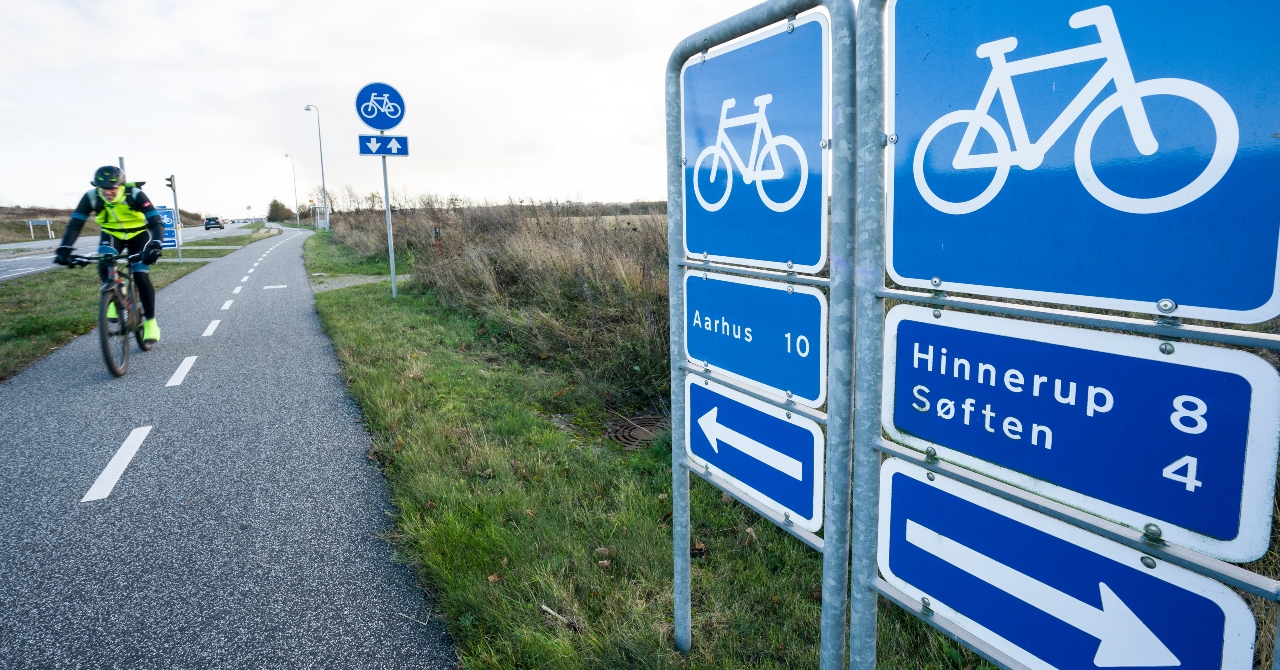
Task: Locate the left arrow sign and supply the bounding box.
[686,377,824,531]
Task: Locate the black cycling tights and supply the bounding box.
[98,233,157,319]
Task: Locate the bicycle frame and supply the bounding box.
[955,6,1157,171]
[707,95,783,184]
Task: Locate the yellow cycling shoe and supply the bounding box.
[143,318,161,344]
[106,302,118,321]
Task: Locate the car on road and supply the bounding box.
[204,217,225,230]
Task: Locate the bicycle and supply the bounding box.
[913,4,1238,216]
[693,94,809,213]
[359,93,402,119]
[69,252,150,377]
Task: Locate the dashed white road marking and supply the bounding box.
[233,286,242,294]
[253,263,259,267]
[166,356,198,387]
[221,300,233,310]
[241,276,249,282]
[82,426,152,502]
[202,320,220,336]
[247,269,254,273]
[263,285,287,289]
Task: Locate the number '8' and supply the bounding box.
[1170,395,1208,435]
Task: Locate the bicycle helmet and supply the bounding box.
[92,165,124,188]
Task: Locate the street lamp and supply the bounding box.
[303,104,330,229]
[284,153,301,227]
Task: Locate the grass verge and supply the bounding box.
[185,228,279,247]
[314,283,992,669]
[305,231,392,275]
[0,263,201,381]
[169,248,235,259]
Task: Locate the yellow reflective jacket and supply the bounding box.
[94,184,150,240]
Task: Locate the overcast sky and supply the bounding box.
[0,0,760,215]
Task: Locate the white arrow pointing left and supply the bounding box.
[905,520,1180,667]
[697,407,803,480]
[388,138,402,154]
[366,137,381,152]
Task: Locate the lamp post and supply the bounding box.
[284,153,301,228]
[303,104,330,229]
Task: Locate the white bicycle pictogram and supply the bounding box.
[360,93,402,120]
[693,94,809,213]
[913,5,1238,216]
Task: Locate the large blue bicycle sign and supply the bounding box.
[889,1,1280,323]
[355,82,404,131]
[682,11,829,273]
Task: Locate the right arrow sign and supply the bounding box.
[880,459,1255,669]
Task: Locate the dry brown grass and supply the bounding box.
[329,196,670,412]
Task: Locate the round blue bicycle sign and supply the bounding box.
[355,82,404,131]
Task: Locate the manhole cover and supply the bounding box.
[606,415,670,451]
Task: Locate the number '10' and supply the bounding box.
[784,333,810,357]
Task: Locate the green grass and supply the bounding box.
[0,263,201,380]
[313,283,993,669]
[169,248,234,259]
[304,231,392,275]
[185,229,279,247]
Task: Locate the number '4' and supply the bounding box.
[1162,456,1202,492]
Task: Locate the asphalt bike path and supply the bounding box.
[0,230,454,667]
[0,222,255,283]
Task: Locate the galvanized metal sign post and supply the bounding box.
[666,1,855,666]
[355,82,406,299]
[850,1,1280,668]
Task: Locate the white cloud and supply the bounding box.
[0,0,760,214]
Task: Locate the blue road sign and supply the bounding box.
[686,377,824,531]
[355,82,404,131]
[888,1,1280,323]
[681,12,829,274]
[359,135,409,156]
[156,207,177,249]
[685,271,827,407]
[883,305,1280,562]
[879,459,1254,669]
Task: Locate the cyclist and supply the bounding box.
[53,166,165,344]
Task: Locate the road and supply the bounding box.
[0,222,259,283]
[0,229,454,667]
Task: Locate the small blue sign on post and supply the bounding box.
[156,207,177,250]
[682,12,830,273]
[686,377,824,531]
[883,305,1280,562]
[359,135,409,156]
[685,271,827,407]
[355,82,404,131]
[879,459,1255,669]
[888,1,1280,323]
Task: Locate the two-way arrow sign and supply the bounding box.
[686,378,824,531]
[358,134,410,157]
[879,459,1256,669]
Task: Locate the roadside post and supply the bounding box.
[666,1,856,666]
[26,220,53,240]
[164,175,182,261]
[356,81,407,299]
[849,2,1280,668]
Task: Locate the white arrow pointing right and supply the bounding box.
[905,520,1180,667]
[697,407,803,480]
[388,138,402,154]
[366,137,381,152]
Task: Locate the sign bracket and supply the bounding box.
[872,577,1029,670]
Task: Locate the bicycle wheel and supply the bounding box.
[692,145,734,212]
[913,110,1012,215]
[1075,78,1239,215]
[754,135,809,213]
[360,102,379,118]
[385,102,402,118]
[99,290,129,377]
[130,281,150,352]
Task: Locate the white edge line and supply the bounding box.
[82,426,152,502]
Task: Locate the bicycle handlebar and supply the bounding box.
[68,252,143,268]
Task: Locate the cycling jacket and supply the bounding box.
[60,183,164,246]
